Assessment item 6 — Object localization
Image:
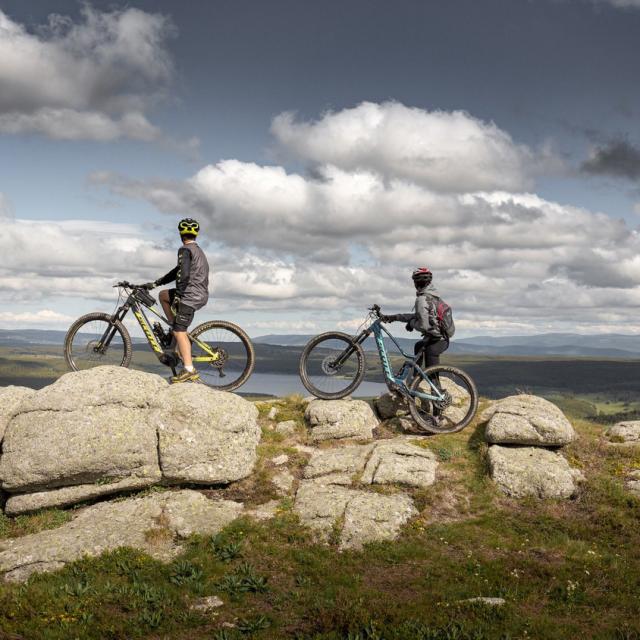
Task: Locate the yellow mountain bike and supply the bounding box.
[64,281,255,391]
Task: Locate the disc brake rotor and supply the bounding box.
[210,347,228,368]
[321,355,339,375]
[433,390,453,410]
[86,339,104,355]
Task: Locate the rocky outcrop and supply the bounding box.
[302,438,438,489]
[294,479,417,550]
[487,446,584,499]
[0,366,261,514]
[0,490,242,582]
[484,395,575,446]
[305,399,378,442]
[0,386,34,443]
[0,368,164,513]
[155,384,260,484]
[374,392,405,420]
[294,437,433,548]
[361,440,438,489]
[483,395,582,499]
[606,421,640,444]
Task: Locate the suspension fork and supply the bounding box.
[96,305,129,352]
[332,330,370,367]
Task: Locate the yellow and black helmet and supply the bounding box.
[178,218,200,237]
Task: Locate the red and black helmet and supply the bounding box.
[412,267,432,283]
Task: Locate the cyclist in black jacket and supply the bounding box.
[145,218,209,383]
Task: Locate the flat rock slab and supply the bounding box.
[607,422,640,443]
[0,386,34,443]
[4,476,156,516]
[0,490,242,582]
[303,444,373,480]
[361,441,438,489]
[303,439,438,489]
[305,399,378,442]
[155,384,260,484]
[339,491,417,550]
[294,480,416,550]
[488,445,584,499]
[484,395,575,446]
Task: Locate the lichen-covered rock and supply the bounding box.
[23,365,167,412]
[0,402,161,499]
[0,490,242,582]
[625,470,640,497]
[0,367,262,513]
[303,444,373,480]
[294,481,354,540]
[272,469,295,496]
[4,476,156,516]
[487,445,584,499]
[374,392,405,419]
[339,491,417,550]
[607,422,640,444]
[275,420,297,435]
[361,441,438,488]
[305,399,377,442]
[484,395,575,446]
[155,384,260,484]
[294,479,416,548]
[0,386,34,443]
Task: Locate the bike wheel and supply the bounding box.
[407,365,478,434]
[64,312,132,371]
[190,320,255,392]
[299,332,366,400]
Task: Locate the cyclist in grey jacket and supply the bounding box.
[381,267,450,369]
[146,218,210,383]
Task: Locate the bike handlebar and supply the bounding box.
[114,281,144,289]
[368,304,382,317]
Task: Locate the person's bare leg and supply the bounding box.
[174,331,192,368]
[159,290,175,324]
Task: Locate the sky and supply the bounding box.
[1,0,640,338]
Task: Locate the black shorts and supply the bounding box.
[168,289,195,332]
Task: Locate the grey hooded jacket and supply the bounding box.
[395,284,446,340]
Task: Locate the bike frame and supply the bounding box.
[98,289,220,365]
[352,318,445,402]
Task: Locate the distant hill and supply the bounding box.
[1,328,639,358]
[254,331,640,358]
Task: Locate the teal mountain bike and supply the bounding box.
[64,281,255,391]
[299,304,478,433]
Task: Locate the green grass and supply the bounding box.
[2,397,640,639]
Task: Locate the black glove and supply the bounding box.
[380,314,399,323]
[405,322,414,332]
[141,281,156,290]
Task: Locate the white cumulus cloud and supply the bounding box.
[0,5,173,141]
[90,101,640,333]
[272,102,560,192]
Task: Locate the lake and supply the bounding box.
[236,372,388,398]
